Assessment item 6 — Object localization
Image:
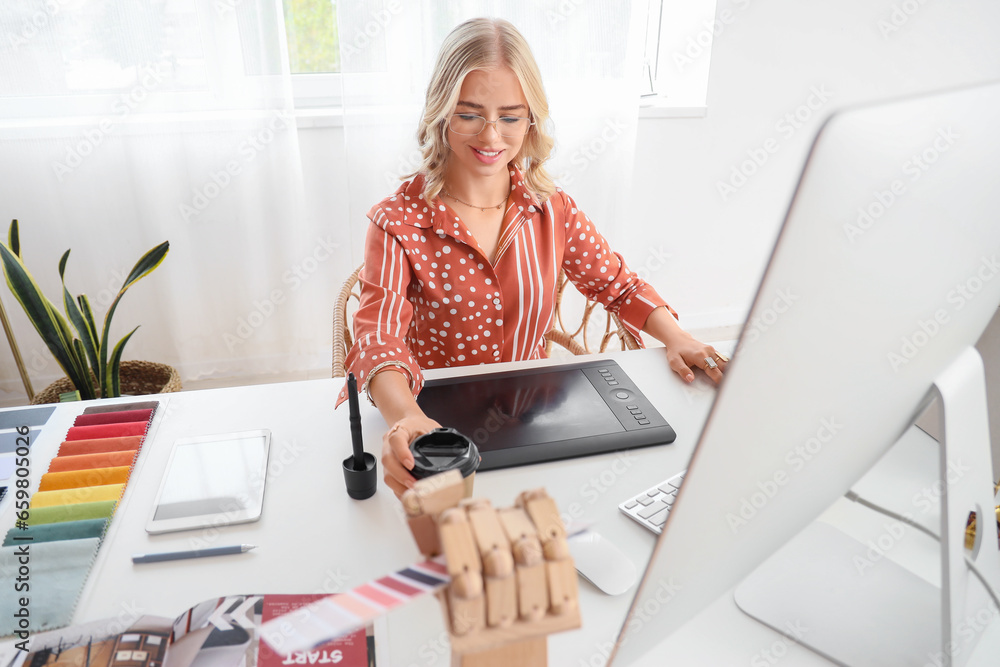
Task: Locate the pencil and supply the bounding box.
[132,544,256,564]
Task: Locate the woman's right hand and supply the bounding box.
[381,414,442,498]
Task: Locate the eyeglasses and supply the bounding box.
[449,113,534,138]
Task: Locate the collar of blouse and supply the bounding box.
[392,165,543,237]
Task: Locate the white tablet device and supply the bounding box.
[146,429,271,534]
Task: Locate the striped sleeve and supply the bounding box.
[555,191,675,342]
[335,219,423,408]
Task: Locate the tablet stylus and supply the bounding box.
[132,544,256,564]
[342,372,377,499]
[348,372,365,470]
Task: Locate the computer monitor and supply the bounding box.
[612,81,1000,666]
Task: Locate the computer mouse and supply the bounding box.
[567,530,637,596]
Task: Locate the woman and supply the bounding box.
[337,18,728,497]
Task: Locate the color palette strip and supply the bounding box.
[30,482,126,508]
[261,558,450,653]
[65,421,148,441]
[0,406,54,518]
[73,408,154,427]
[0,405,54,430]
[0,428,39,454]
[58,436,143,457]
[39,466,132,491]
[0,400,159,635]
[47,451,137,473]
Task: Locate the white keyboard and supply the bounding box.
[618,469,686,534]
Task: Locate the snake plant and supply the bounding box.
[0,219,169,400]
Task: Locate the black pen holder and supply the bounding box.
[343,452,377,500]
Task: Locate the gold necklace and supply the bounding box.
[442,188,509,212]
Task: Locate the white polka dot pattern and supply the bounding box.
[335,166,671,407]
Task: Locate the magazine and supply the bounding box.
[4,595,374,667]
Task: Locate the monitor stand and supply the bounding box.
[734,347,1000,667]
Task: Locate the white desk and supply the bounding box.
[1,347,996,666]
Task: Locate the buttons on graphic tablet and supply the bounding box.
[593,365,657,428]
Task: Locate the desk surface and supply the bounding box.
[1,346,997,666]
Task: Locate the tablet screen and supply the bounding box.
[418,368,621,453]
[147,430,270,533]
[418,360,675,470]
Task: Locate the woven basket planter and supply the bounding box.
[30,360,182,405]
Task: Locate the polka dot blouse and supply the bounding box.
[335,166,671,407]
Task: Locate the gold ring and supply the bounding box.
[704,357,718,370]
[716,353,729,363]
[387,423,406,438]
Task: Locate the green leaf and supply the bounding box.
[9,220,19,257]
[120,241,170,293]
[61,258,100,379]
[51,306,95,400]
[59,390,82,402]
[45,267,93,398]
[98,241,169,393]
[77,294,100,351]
[69,338,96,399]
[71,338,92,393]
[0,241,94,399]
[106,327,138,398]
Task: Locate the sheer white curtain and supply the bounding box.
[337,0,647,267]
[0,1,646,401]
[0,1,349,400]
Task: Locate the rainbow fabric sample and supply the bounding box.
[0,401,159,636]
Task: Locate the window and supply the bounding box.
[641,0,718,116]
[0,1,206,107]
[0,0,290,120]
[0,1,716,120]
[280,0,402,108]
[282,0,339,73]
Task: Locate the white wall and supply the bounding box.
[620,0,1000,336]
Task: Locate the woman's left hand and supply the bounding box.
[662,329,728,384]
[643,306,729,384]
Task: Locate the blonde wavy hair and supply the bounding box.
[411,18,556,204]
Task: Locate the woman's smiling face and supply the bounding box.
[445,67,530,180]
